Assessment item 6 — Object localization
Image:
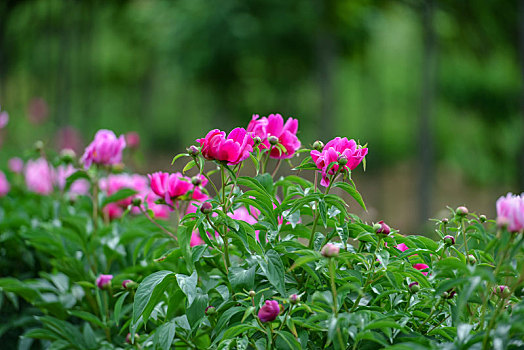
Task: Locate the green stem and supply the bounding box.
[271,158,282,179]
[417,299,443,333]
[221,166,226,207]
[351,237,382,312]
[482,298,506,349]
[140,208,178,241]
[329,258,339,316]
[462,218,469,258]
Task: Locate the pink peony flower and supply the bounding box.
[8,157,24,173]
[25,158,54,195]
[413,263,429,276]
[125,132,140,149]
[197,128,254,165]
[395,243,409,252]
[0,111,8,129]
[258,300,280,322]
[141,192,170,219]
[0,171,10,196]
[81,129,126,169]
[100,174,148,219]
[247,114,301,159]
[310,137,368,186]
[96,274,113,289]
[190,231,206,247]
[148,172,192,205]
[55,165,90,198]
[496,193,524,233]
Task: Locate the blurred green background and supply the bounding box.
[0,0,522,233]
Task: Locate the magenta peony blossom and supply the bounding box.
[99,174,148,219]
[148,172,192,205]
[247,114,301,159]
[258,300,280,323]
[413,263,429,276]
[496,193,524,233]
[190,231,206,247]
[310,137,368,186]
[25,158,54,195]
[197,128,254,165]
[141,192,171,219]
[395,243,409,252]
[8,157,24,173]
[81,129,126,169]
[96,274,113,289]
[0,111,8,129]
[0,171,9,196]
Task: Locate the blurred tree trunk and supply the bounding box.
[417,0,437,226]
[519,0,524,190]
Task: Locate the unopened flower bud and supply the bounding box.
[467,254,477,265]
[374,220,391,236]
[131,197,142,207]
[253,136,262,145]
[479,215,486,223]
[443,235,455,246]
[408,281,420,293]
[312,140,324,151]
[443,289,456,299]
[249,290,256,298]
[34,140,44,152]
[191,176,202,186]
[96,274,113,290]
[126,333,139,344]
[337,155,348,166]
[289,294,300,305]
[268,135,279,145]
[122,279,137,289]
[456,206,468,216]
[187,145,200,156]
[60,148,76,164]
[205,306,216,316]
[200,202,213,215]
[442,218,449,224]
[493,285,511,299]
[321,243,339,258]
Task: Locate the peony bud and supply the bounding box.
[467,254,477,265]
[258,300,280,323]
[253,136,262,145]
[131,197,142,207]
[34,140,44,153]
[200,202,213,215]
[96,274,113,290]
[442,218,449,224]
[60,148,76,164]
[126,333,139,344]
[122,279,136,289]
[374,220,391,236]
[408,281,420,293]
[456,206,469,216]
[479,215,486,223]
[289,294,300,305]
[125,132,140,149]
[493,285,511,299]
[443,235,455,246]
[268,135,279,146]
[191,176,202,186]
[205,306,216,316]
[187,145,200,156]
[321,243,339,258]
[337,155,348,166]
[443,289,456,299]
[312,140,324,151]
[249,290,256,298]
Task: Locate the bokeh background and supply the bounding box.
[0,0,522,233]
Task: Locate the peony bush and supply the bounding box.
[0,113,523,349]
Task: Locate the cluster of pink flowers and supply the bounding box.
[496,193,524,233]
[310,137,368,187]
[23,158,90,197]
[81,129,126,169]
[247,113,301,159]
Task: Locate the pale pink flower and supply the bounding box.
[81,129,126,168]
[25,158,54,195]
[496,193,524,233]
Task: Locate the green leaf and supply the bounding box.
[0,278,41,303]
[64,170,90,192]
[176,271,198,305]
[319,199,327,228]
[101,188,137,208]
[187,293,209,327]
[275,330,302,350]
[154,320,176,350]
[133,271,176,324]
[171,153,190,165]
[229,266,256,292]
[222,324,258,340]
[68,310,105,329]
[332,182,366,211]
[183,160,197,173]
[113,292,129,326]
[259,250,286,296]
